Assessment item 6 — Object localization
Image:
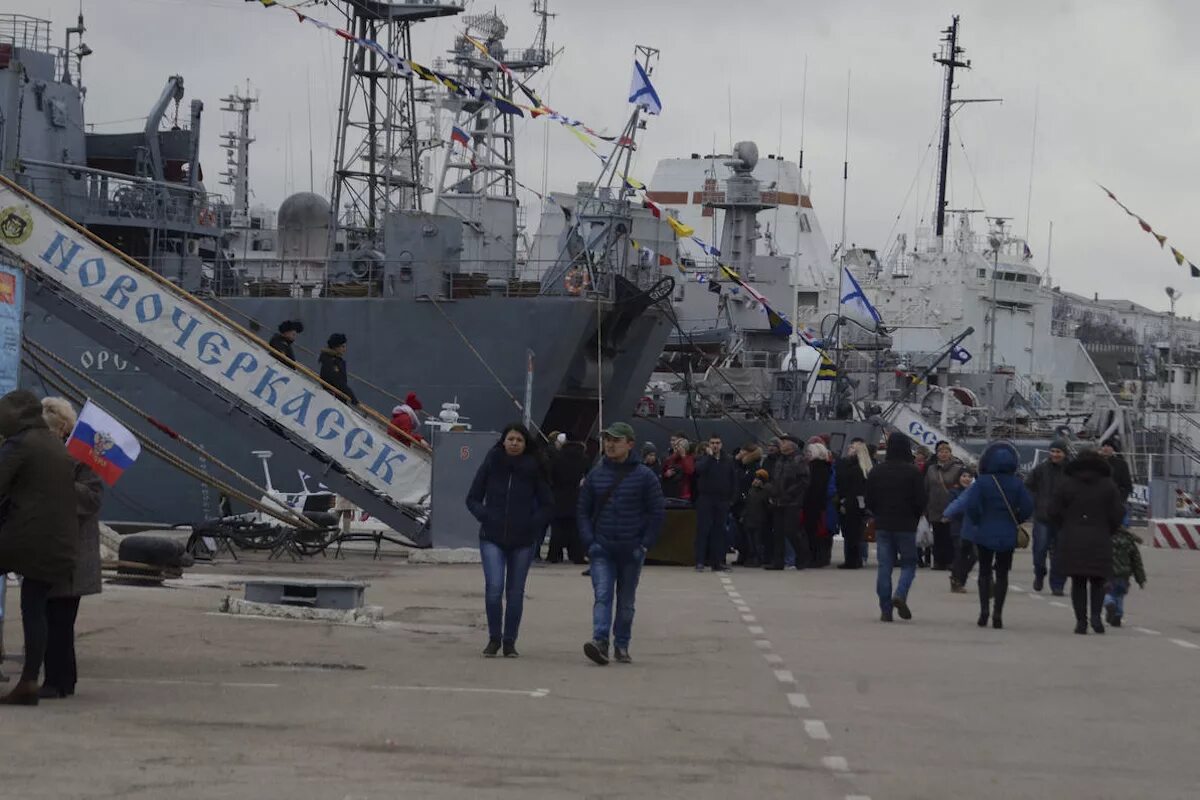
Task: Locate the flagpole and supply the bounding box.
[834,70,852,419]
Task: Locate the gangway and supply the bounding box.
[0,175,431,537]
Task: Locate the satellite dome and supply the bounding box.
[277,192,330,260]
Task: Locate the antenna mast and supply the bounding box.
[933,15,969,241]
[219,85,257,219]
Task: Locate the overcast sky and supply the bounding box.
[18,0,1199,316]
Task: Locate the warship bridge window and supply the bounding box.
[977,268,986,278]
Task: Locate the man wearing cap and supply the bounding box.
[318,333,358,406]
[268,320,304,364]
[1025,438,1070,594]
[578,421,665,665]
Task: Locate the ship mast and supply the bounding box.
[932,16,969,242]
[219,85,257,221]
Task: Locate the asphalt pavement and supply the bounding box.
[1,539,1197,800]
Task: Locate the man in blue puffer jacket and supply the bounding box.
[578,421,665,665]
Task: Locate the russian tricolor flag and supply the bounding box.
[450,126,470,147]
[66,400,141,486]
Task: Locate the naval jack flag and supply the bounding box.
[66,400,141,486]
[628,61,662,116]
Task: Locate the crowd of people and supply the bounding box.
[465,422,1148,660]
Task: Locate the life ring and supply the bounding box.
[564,268,591,296]
[635,396,656,417]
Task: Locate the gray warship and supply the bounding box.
[1,5,676,525]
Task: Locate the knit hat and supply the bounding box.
[641,441,657,456]
[755,468,769,480]
[1049,438,1070,453]
[406,392,422,411]
[278,319,304,334]
[327,332,347,348]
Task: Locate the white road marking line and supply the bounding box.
[741,614,757,622]
[822,756,849,772]
[93,678,280,689]
[763,653,784,665]
[1027,593,1042,600]
[371,685,550,698]
[773,669,795,684]
[754,639,772,649]
[804,719,831,740]
[1170,638,1200,650]
[1010,584,1023,592]
[787,692,810,709]
[1049,601,1068,608]
[1136,627,1161,636]
[727,591,743,599]
[748,625,765,635]
[846,795,873,800]
[719,577,732,584]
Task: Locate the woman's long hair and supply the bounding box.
[854,441,874,479]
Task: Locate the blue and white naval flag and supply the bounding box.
[839,266,884,329]
[628,61,662,115]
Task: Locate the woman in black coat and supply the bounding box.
[803,443,833,567]
[0,390,79,706]
[835,438,871,569]
[1049,450,1125,635]
[466,424,553,657]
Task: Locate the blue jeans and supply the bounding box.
[590,544,645,648]
[480,540,535,642]
[1104,577,1129,617]
[1032,521,1065,591]
[875,530,917,613]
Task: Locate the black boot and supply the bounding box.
[977,574,991,627]
[1074,619,1088,635]
[482,639,502,657]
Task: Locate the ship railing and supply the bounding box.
[16,171,223,231]
[0,14,51,52]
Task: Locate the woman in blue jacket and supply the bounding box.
[965,441,1034,629]
[466,423,553,658]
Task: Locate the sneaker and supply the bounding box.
[581,568,591,577]
[584,639,610,666]
[712,564,732,572]
[502,640,519,658]
[892,596,912,621]
[695,564,706,573]
[482,639,502,658]
[614,646,632,664]
[1051,588,1065,597]
[950,578,967,594]
[880,611,894,622]
[1033,575,1045,592]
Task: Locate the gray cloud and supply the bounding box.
[19,0,1196,315]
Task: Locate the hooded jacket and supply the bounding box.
[577,456,665,553]
[1050,451,1124,577]
[318,348,358,405]
[466,444,554,550]
[964,441,1034,552]
[1112,528,1147,586]
[0,390,80,583]
[389,404,424,444]
[864,433,926,532]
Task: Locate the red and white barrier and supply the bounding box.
[1150,519,1200,550]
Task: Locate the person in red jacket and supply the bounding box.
[661,438,696,501]
[390,392,425,444]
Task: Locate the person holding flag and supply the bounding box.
[0,390,80,706]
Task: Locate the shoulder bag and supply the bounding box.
[992,475,1031,549]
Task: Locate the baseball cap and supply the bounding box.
[601,421,636,441]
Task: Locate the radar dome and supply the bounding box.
[277,192,330,260]
[733,141,759,172]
